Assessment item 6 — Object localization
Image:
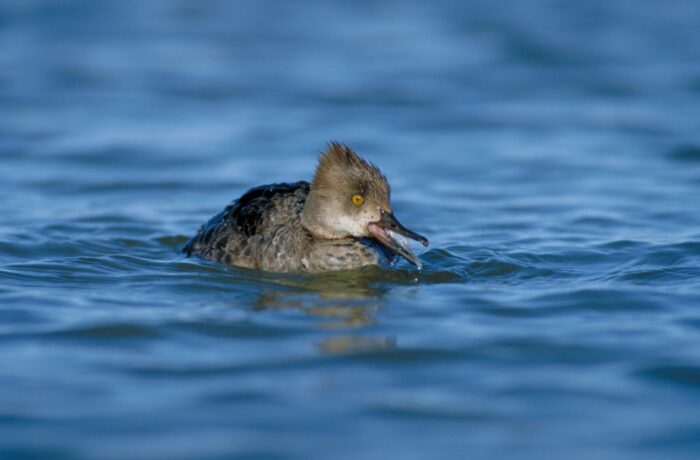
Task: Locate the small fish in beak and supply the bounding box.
[368,209,429,269]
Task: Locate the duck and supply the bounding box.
[183,142,428,273]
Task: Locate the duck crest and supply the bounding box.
[311,142,390,198]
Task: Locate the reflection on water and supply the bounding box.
[256,293,378,330]
[316,335,396,355]
[253,275,393,354]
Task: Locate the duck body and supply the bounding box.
[184,181,393,272]
[184,142,428,273]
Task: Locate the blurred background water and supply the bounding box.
[2,0,700,459]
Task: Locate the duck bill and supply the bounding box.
[368,210,429,269]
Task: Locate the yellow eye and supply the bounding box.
[352,194,365,206]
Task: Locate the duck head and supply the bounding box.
[301,142,429,268]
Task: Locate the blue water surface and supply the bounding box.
[2,1,700,459]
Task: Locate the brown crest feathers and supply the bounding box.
[317,142,374,175]
[312,142,388,194]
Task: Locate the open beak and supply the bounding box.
[368,209,429,269]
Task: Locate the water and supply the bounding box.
[2,1,700,458]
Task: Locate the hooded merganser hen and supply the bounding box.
[183,142,428,273]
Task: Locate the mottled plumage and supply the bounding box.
[184,142,428,273]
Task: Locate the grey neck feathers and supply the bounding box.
[301,190,346,240]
